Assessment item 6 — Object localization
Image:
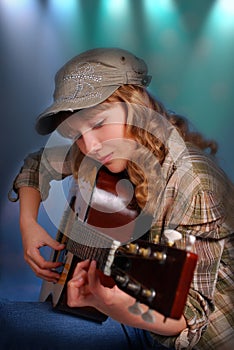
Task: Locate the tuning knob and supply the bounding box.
[126,281,141,294]
[115,274,129,287]
[185,234,196,251]
[128,301,143,315]
[126,243,139,254]
[141,308,155,323]
[164,229,182,246]
[141,288,156,301]
[138,247,151,257]
[153,251,167,262]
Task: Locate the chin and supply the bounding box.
[105,161,126,174]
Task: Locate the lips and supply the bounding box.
[97,153,113,164]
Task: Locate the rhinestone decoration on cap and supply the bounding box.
[55,62,104,104]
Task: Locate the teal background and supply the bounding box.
[0,0,233,300]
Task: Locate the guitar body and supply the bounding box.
[40,167,197,322]
[40,168,141,322]
[40,252,110,322]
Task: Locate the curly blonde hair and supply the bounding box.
[70,85,217,214]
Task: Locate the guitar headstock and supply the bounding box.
[111,240,197,320]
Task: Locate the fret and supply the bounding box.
[65,218,120,273]
[66,238,117,273]
[69,218,118,249]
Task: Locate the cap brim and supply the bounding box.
[35,85,120,135]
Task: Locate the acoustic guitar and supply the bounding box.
[40,167,197,323]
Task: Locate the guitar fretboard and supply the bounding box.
[66,218,121,276]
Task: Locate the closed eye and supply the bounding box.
[74,119,105,140]
[92,119,104,129]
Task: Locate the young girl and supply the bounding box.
[5,48,234,349]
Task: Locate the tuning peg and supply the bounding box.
[128,301,143,315]
[138,247,151,257]
[115,274,141,295]
[141,288,156,301]
[115,274,129,287]
[126,281,141,294]
[185,235,196,251]
[164,229,182,246]
[126,243,139,254]
[141,308,155,323]
[153,251,167,262]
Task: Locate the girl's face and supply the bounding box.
[66,103,136,173]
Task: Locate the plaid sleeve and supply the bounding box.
[8,146,73,202]
[8,149,43,202]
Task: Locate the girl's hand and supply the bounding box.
[67,260,187,336]
[20,218,64,282]
[18,186,65,282]
[67,259,119,312]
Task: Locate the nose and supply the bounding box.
[82,131,102,155]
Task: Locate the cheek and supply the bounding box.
[104,124,126,140]
[76,139,86,154]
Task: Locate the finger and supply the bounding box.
[87,260,99,289]
[73,259,90,276]
[29,260,61,282]
[26,254,62,282]
[26,248,63,269]
[42,236,65,251]
[67,276,86,307]
[70,269,87,284]
[49,240,65,251]
[68,276,85,289]
[67,281,81,307]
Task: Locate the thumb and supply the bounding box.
[47,236,65,250]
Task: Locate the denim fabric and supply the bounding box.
[0,299,170,350]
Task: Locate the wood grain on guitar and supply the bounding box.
[40,167,197,323]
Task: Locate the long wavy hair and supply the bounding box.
[69,85,217,214]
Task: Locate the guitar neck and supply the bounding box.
[65,218,121,276]
[41,168,197,322]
